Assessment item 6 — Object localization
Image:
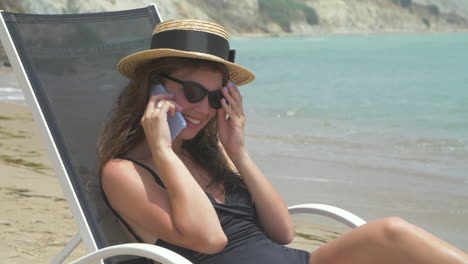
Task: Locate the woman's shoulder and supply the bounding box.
[103,157,136,173]
[101,158,140,186]
[102,156,165,189]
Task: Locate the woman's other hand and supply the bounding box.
[218,82,246,156]
[217,83,295,244]
[141,92,183,152]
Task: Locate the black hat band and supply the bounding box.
[151,29,236,62]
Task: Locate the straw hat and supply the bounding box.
[117,19,255,86]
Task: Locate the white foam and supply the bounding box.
[0,87,21,92]
[284,176,335,183]
[0,95,25,101]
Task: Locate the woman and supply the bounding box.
[98,19,467,264]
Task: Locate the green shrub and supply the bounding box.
[427,4,440,15]
[258,0,293,31]
[392,0,412,8]
[294,2,319,25]
[422,17,430,27]
[403,0,412,7]
[258,0,319,31]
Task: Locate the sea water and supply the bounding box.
[1,33,467,249]
[233,33,468,180]
[231,33,468,249]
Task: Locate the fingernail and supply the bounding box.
[224,87,229,93]
[229,81,235,87]
[222,98,227,104]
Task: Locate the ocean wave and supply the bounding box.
[0,95,25,101]
[0,87,21,92]
[282,176,342,183]
[393,137,468,152]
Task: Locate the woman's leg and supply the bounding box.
[309,217,467,264]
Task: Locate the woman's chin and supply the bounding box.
[177,129,199,141]
[175,119,211,142]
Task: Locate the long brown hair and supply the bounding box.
[97,57,243,188]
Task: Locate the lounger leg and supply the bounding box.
[51,233,82,264]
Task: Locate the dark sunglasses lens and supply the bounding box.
[181,81,223,109]
[183,83,206,103]
[209,91,224,109]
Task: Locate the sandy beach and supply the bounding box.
[0,99,346,263]
[0,102,87,263]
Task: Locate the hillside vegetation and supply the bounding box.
[1,0,467,35]
[1,0,467,63]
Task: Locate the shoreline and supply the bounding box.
[2,33,467,260]
[231,28,468,39]
[0,101,343,263]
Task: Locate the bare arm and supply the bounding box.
[218,82,294,244]
[228,150,295,244]
[152,148,227,250]
[102,93,226,254]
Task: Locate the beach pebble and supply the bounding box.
[17,248,35,256]
[48,240,67,247]
[15,237,35,244]
[8,251,20,258]
[0,220,12,226]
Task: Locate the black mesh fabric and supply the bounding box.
[1,6,160,263]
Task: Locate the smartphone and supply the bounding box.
[151,83,187,141]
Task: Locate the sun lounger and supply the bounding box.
[0,5,365,264]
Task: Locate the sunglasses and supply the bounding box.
[159,73,225,109]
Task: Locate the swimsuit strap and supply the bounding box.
[100,156,166,243]
[116,156,166,189]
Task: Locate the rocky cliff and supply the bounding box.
[300,0,468,35]
[1,0,467,36]
[1,0,468,62]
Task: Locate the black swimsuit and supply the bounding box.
[103,157,310,264]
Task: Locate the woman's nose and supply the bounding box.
[195,96,211,113]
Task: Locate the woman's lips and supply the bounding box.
[183,115,202,128]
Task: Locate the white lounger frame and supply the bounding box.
[0,4,366,264]
[61,204,366,264]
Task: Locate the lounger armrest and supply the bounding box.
[288,203,366,229]
[70,243,192,264]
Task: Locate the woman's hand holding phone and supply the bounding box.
[141,84,185,153]
[217,81,246,157]
[152,84,187,142]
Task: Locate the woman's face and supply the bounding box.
[163,67,223,140]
